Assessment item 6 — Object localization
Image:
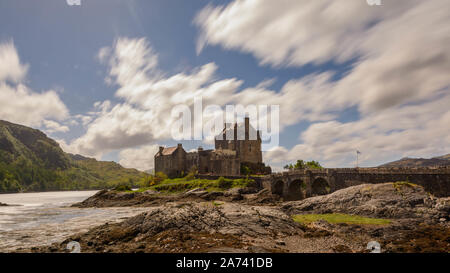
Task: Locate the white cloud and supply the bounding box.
[196,0,450,113]
[68,0,449,170]
[265,90,450,167]
[255,78,277,89]
[0,41,69,128]
[43,120,69,133]
[197,0,450,167]
[68,103,157,157]
[0,82,69,127]
[66,37,305,158]
[107,37,160,88]
[96,46,111,63]
[118,144,160,171]
[65,38,247,157]
[0,41,29,82]
[196,0,412,66]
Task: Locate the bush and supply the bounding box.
[244,178,257,188]
[284,160,323,170]
[153,172,168,184]
[217,177,232,189]
[185,166,198,181]
[185,172,195,181]
[114,184,131,191]
[240,165,251,175]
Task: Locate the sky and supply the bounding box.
[0,0,449,172]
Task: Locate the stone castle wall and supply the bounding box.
[155,117,265,177]
[154,145,187,178]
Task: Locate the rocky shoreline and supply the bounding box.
[71,186,280,208]
[24,182,450,253]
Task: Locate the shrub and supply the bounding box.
[185,166,198,181]
[185,172,195,181]
[305,160,323,169]
[114,184,131,191]
[284,160,323,170]
[217,177,232,189]
[153,172,168,184]
[240,165,251,175]
[244,178,257,188]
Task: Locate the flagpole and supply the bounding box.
[356,151,359,168]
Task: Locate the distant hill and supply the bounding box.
[379,154,450,168]
[435,154,450,160]
[0,120,147,193]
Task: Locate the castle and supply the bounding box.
[154,117,271,177]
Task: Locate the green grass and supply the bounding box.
[292,213,391,226]
[140,177,256,194]
[212,201,224,207]
[393,181,419,190]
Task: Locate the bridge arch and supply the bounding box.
[285,179,305,201]
[311,177,331,196]
[272,180,284,196]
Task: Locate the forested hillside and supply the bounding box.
[0,120,147,193]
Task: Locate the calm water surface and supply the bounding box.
[0,191,149,252]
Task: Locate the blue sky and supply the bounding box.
[0,0,448,171]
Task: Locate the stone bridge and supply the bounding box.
[259,167,450,201]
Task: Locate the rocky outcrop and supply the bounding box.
[282,183,449,221]
[122,202,301,238]
[72,187,280,208]
[36,202,303,253]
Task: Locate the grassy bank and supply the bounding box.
[293,213,391,225]
[128,177,257,194]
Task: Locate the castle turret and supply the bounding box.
[245,117,249,140]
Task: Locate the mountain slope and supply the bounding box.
[0,120,147,193]
[379,154,450,168]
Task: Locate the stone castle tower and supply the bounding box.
[214,117,263,164]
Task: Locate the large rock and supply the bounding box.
[122,202,301,238]
[282,183,447,220]
[46,202,303,253]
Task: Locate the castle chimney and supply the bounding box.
[177,143,183,148]
[222,123,226,141]
[245,117,249,140]
[159,146,164,154]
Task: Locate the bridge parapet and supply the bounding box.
[268,166,450,199]
[273,166,450,176]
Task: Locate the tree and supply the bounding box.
[305,160,323,169]
[153,172,168,184]
[284,160,323,171]
[294,160,305,169]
